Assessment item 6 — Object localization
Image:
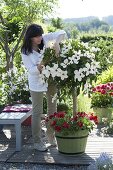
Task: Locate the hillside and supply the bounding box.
[63,16,113,26]
[64,16,98,23]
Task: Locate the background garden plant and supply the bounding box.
[88,152,113,170]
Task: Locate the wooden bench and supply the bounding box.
[0,110,32,151]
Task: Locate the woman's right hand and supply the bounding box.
[37,63,44,73]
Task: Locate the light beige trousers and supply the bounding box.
[30,83,57,144]
[30,90,43,143]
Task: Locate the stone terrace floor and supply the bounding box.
[0,124,113,169]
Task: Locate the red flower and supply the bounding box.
[89,115,98,124]
[110,86,113,90]
[49,114,55,119]
[45,111,98,135]
[55,126,61,132]
[77,121,83,127]
[54,112,57,116]
[92,88,96,92]
[96,85,101,89]
[101,89,106,94]
[101,84,107,89]
[56,111,66,118]
[62,122,70,128]
[72,116,77,121]
[50,120,57,126]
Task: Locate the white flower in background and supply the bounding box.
[91,46,100,52]
[23,84,29,91]
[74,69,85,82]
[60,70,68,80]
[67,43,72,50]
[2,73,6,80]
[81,42,89,48]
[61,63,67,68]
[90,65,98,74]
[64,59,68,65]
[68,58,73,64]
[86,51,94,59]
[60,53,67,58]
[61,47,69,54]
[84,63,91,76]
[73,59,79,64]
[57,68,63,77]
[42,68,50,78]
[13,66,18,74]
[77,50,82,56]
[53,63,58,69]
[51,70,57,78]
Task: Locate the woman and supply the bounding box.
[21,24,66,151]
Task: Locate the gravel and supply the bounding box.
[0,163,89,170]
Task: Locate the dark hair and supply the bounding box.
[21,24,44,55]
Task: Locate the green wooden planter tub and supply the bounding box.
[55,130,89,155]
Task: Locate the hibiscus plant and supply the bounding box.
[41,39,100,90]
[41,39,100,114]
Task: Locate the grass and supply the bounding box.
[77,93,93,113]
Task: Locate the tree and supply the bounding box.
[0,0,58,71]
[47,17,64,32]
[51,17,63,29]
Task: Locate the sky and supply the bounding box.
[56,0,113,19]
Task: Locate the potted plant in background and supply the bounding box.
[45,111,98,154]
[91,82,113,124]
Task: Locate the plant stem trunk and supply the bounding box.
[72,87,77,116]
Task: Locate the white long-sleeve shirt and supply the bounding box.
[21,30,67,92]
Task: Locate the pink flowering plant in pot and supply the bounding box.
[92,82,113,96]
[91,82,113,123]
[91,82,113,108]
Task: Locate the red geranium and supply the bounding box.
[45,111,98,136]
